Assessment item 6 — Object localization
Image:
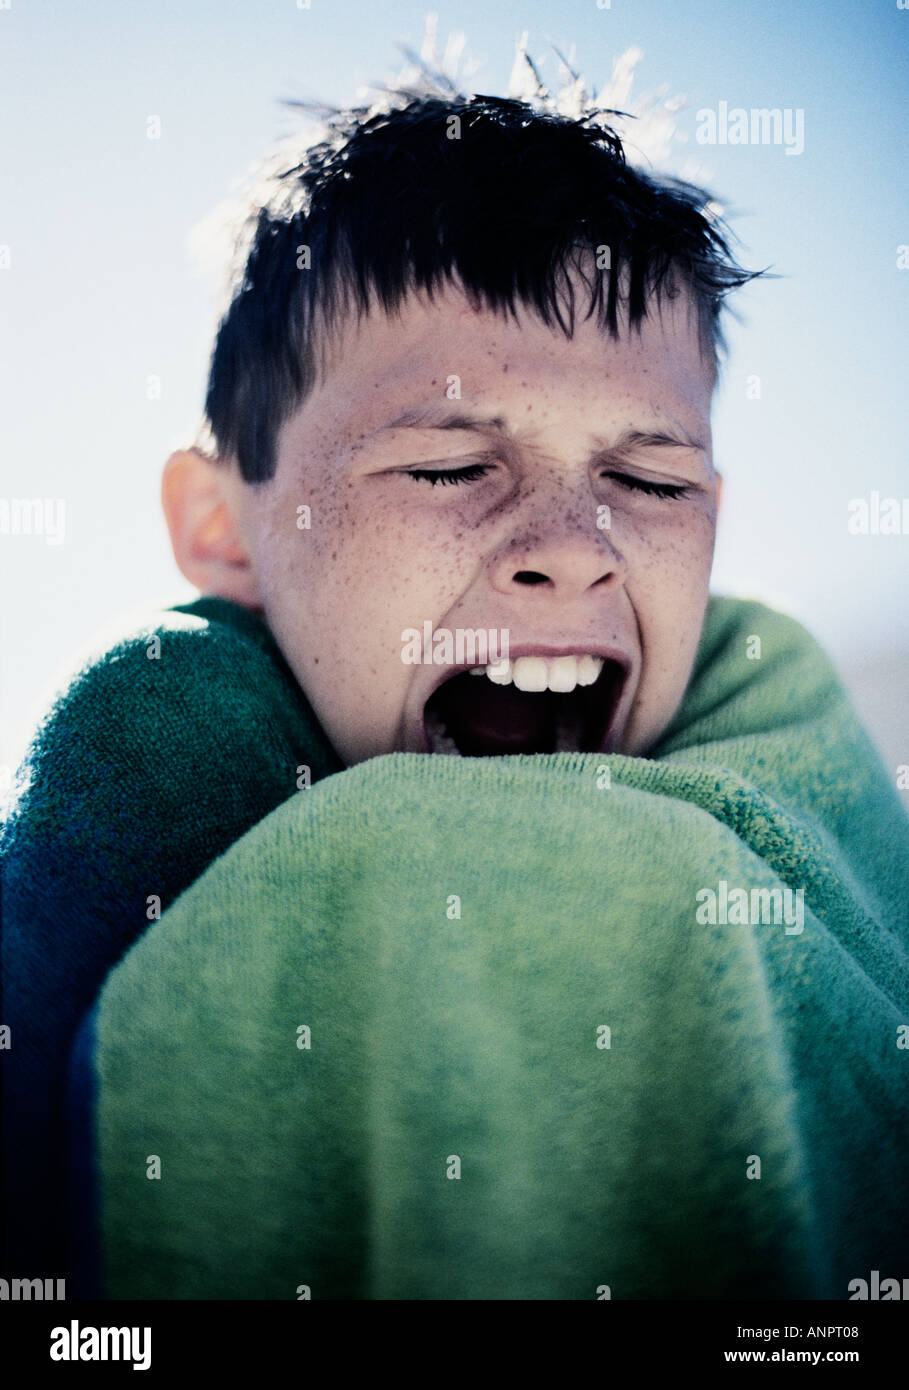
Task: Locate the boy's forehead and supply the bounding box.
[307,281,714,449]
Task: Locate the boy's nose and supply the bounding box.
[487,489,628,602]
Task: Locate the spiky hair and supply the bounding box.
[204,81,759,483]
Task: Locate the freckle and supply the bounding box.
[314,657,320,665]
[502,363,508,373]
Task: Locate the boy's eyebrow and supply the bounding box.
[596,428,709,454]
[378,408,707,454]
[380,408,509,435]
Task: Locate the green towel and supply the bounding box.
[91,597,909,1299]
[1,596,342,1275]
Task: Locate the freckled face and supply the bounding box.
[234,281,719,766]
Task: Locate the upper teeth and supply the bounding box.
[467,654,605,694]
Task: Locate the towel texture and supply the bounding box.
[76,596,909,1299]
[1,597,342,1274]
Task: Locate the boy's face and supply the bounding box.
[227,278,720,766]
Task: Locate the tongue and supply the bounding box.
[439,678,555,756]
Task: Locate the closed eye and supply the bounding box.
[405,463,493,487]
[606,472,689,500]
[403,463,690,498]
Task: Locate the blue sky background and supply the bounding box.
[1,0,907,778]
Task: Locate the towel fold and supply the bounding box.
[1,596,342,1273]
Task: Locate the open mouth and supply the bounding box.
[423,654,628,757]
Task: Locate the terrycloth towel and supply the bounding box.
[78,598,909,1299]
[1,598,342,1275]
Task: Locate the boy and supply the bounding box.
[3,90,907,1299]
[163,95,742,767]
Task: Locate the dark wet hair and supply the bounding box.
[204,93,761,483]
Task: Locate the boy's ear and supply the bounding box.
[161,448,262,609]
